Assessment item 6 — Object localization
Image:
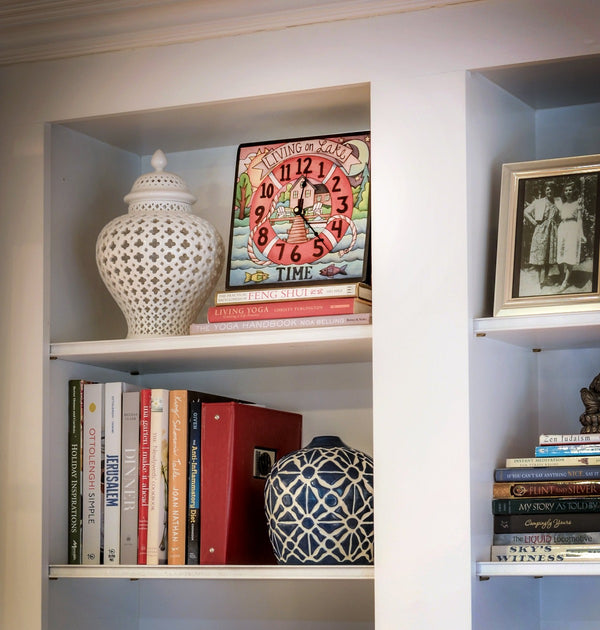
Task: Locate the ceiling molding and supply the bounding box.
[0,0,481,66]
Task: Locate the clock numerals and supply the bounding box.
[336,195,349,214]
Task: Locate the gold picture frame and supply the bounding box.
[494,154,600,317]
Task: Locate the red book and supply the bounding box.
[137,388,151,564]
[200,402,302,564]
[207,297,371,323]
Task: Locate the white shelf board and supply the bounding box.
[473,312,600,350]
[49,564,374,581]
[49,325,372,373]
[477,560,600,578]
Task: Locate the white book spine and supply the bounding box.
[103,382,138,564]
[120,390,141,565]
[82,383,104,564]
[147,389,169,565]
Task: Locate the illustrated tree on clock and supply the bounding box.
[235,172,253,220]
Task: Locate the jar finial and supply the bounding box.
[151,149,167,172]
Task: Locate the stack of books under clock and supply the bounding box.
[490,432,600,563]
[190,281,372,335]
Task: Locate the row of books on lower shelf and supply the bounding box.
[490,433,600,563]
[190,282,371,334]
[68,380,302,566]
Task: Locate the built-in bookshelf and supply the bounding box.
[6,3,600,630]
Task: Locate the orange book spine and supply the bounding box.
[168,390,188,564]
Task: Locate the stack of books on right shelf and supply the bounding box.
[491,432,600,563]
[190,282,372,334]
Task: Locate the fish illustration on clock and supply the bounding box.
[226,132,371,290]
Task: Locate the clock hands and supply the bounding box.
[293,176,319,237]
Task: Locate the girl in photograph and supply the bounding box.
[523,181,559,290]
[556,180,586,292]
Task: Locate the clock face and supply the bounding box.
[226,132,371,290]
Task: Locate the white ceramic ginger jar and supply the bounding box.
[96,149,224,338]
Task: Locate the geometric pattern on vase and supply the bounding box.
[95,150,224,338]
[264,435,374,565]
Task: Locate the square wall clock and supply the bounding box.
[226,132,371,290]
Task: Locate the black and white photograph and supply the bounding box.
[514,174,599,297]
[494,155,600,316]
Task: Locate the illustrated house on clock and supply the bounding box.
[290,179,331,216]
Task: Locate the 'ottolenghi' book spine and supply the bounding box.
[82,382,104,564]
[120,390,140,565]
[68,379,88,564]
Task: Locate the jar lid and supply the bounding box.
[124,149,196,206]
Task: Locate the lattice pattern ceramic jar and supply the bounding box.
[96,150,224,337]
[264,435,374,565]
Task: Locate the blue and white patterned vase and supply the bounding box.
[264,435,374,565]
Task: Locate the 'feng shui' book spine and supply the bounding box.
[493,531,600,545]
[492,496,600,514]
[491,544,600,562]
[120,390,140,565]
[494,512,600,533]
[536,444,600,457]
[207,297,371,323]
[68,379,88,564]
[82,382,104,564]
[137,389,152,564]
[505,456,600,467]
[493,481,600,498]
[214,283,372,305]
[494,465,600,481]
[540,433,600,445]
